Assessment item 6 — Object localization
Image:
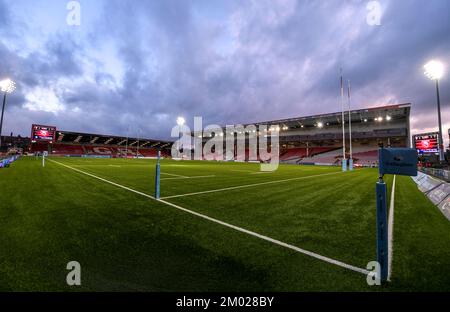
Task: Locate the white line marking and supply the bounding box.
[388,175,396,281]
[161,175,216,181]
[48,159,155,199]
[157,198,369,276]
[161,171,343,200]
[161,172,189,178]
[48,159,368,276]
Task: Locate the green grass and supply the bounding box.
[0,156,449,291]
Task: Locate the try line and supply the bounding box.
[47,158,369,276]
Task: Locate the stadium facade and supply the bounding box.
[195,103,411,166]
[6,103,412,166]
[29,128,173,158]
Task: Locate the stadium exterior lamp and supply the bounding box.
[424,60,445,162]
[0,79,16,149]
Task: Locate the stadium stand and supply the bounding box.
[300,148,344,165]
[29,129,172,158]
[26,103,411,165]
[352,150,379,166]
[192,103,411,166]
[52,144,85,156]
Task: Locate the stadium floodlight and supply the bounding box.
[386,115,391,121]
[176,116,185,126]
[424,60,445,162]
[424,60,444,80]
[0,78,16,148]
[317,122,324,128]
[0,79,16,93]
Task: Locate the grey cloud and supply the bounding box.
[0,0,449,142]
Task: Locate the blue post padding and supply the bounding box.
[342,158,347,172]
[376,181,389,281]
[349,158,353,171]
[155,151,161,199]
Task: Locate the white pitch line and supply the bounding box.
[48,159,155,200]
[161,175,216,181]
[157,198,369,276]
[388,175,396,281]
[47,159,368,276]
[161,171,343,200]
[161,172,189,178]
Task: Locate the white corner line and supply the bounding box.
[388,175,396,281]
[47,159,368,276]
[161,171,343,200]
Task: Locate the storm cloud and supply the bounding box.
[0,0,449,144]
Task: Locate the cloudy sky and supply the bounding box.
[0,0,449,144]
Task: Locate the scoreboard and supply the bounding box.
[31,124,56,142]
[413,132,439,154]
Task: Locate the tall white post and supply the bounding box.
[340,69,347,171]
[347,80,353,171]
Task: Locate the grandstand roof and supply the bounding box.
[244,103,411,129]
[53,130,172,149]
[191,103,410,135]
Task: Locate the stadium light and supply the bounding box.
[424,60,445,162]
[0,78,16,149]
[317,122,324,128]
[0,79,16,93]
[424,60,444,80]
[386,115,391,121]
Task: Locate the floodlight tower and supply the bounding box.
[0,79,16,148]
[424,60,445,162]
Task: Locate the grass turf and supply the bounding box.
[0,157,449,291]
